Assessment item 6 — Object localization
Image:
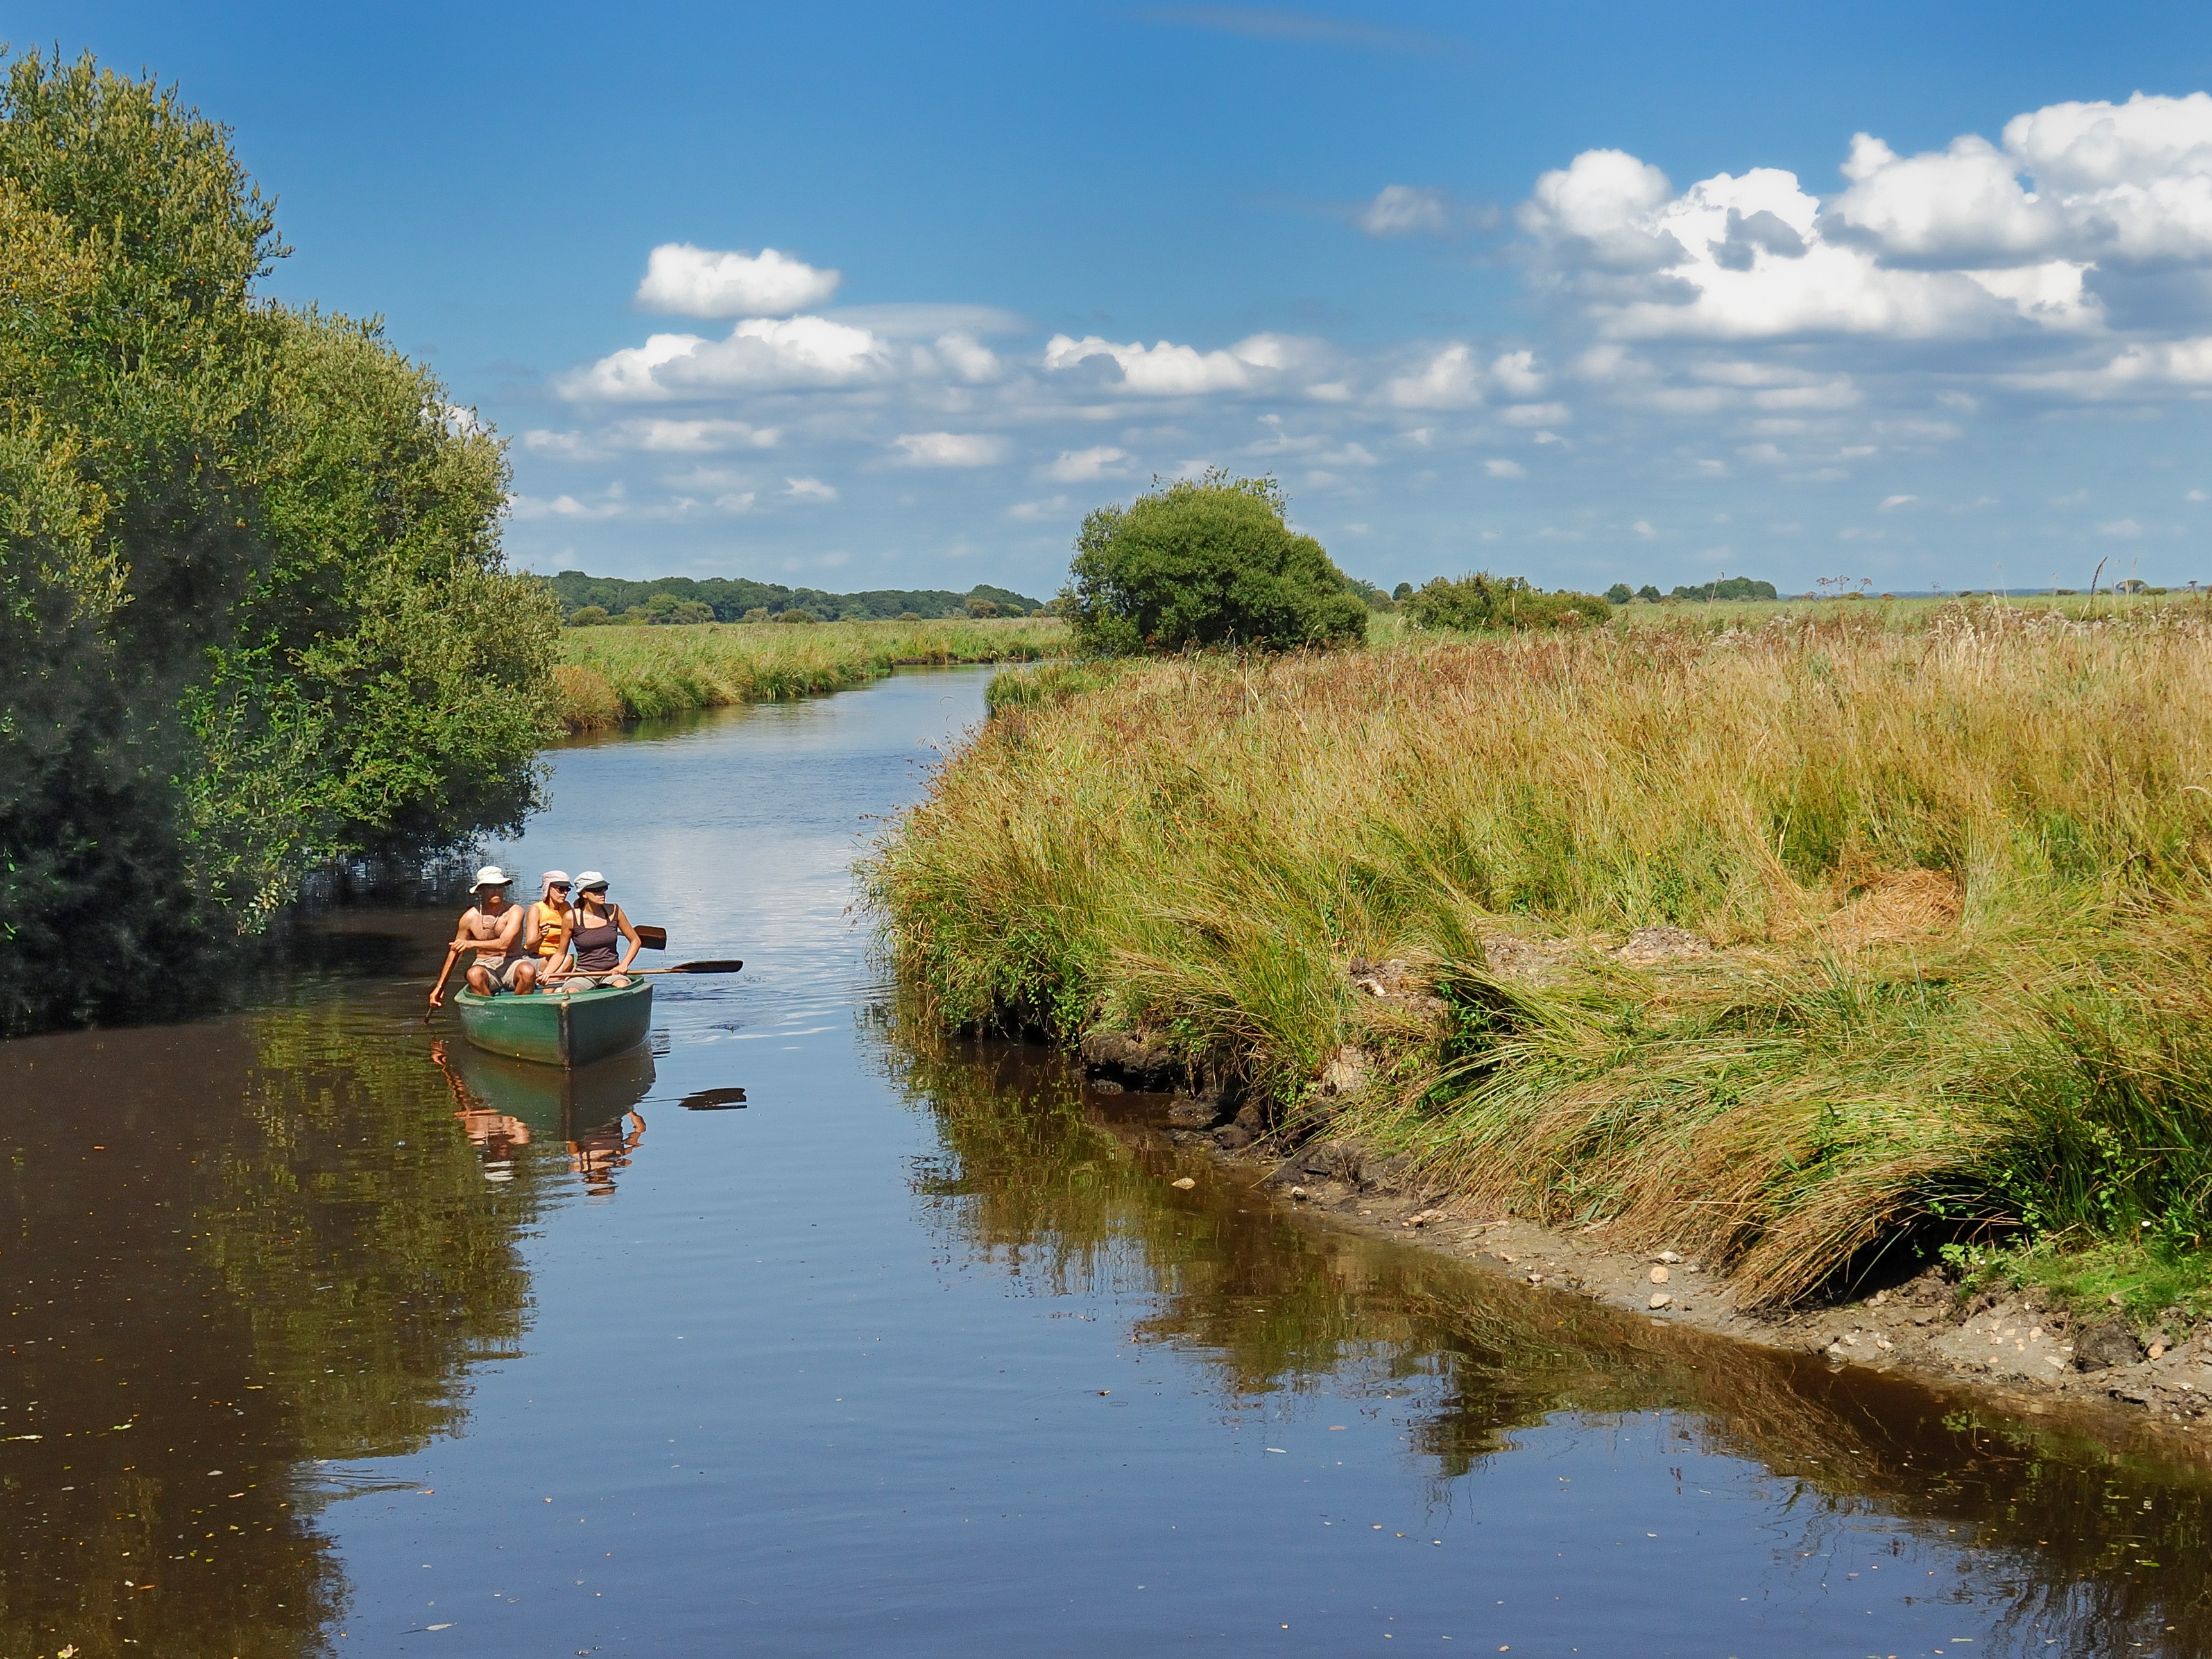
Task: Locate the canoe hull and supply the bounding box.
[453,981,653,1068]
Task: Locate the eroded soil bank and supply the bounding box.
[1136,1091,2212,1443]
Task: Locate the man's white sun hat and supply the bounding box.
[472,865,514,891]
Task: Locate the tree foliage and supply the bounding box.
[545,569,1042,623]
[1672,576,1778,602]
[1402,573,1611,632]
[0,51,554,1030]
[1062,472,1367,655]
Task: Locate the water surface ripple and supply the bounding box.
[4,667,2209,1657]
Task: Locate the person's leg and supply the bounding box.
[465,962,495,994]
[513,960,538,994]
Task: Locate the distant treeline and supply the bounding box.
[1604,577,1780,604]
[548,570,1048,624]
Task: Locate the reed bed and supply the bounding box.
[866,607,2212,1304]
[553,617,1068,732]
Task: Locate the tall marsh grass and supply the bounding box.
[867,608,2212,1302]
[554,617,1067,732]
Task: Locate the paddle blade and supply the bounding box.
[635,924,668,950]
[669,958,744,974]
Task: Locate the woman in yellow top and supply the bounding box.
[524,870,574,971]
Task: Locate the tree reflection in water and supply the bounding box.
[0,996,549,1658]
[879,1016,2212,1658]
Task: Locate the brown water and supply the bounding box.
[3,666,2209,1658]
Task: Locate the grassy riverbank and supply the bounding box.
[868,606,2212,1309]
[554,617,1068,732]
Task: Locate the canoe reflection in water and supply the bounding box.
[434,1038,656,1196]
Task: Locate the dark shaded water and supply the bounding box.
[4,667,2210,1658]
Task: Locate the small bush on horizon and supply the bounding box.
[1402,573,1610,632]
[1672,576,1779,602]
[1061,471,1368,655]
[776,608,818,624]
[1604,583,1634,605]
[566,605,610,627]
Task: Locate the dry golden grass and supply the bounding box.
[868,606,2212,1302]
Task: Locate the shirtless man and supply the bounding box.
[427,866,539,1008]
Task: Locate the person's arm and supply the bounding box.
[428,923,469,1008]
[522,904,543,955]
[544,937,574,982]
[492,905,524,953]
[613,905,643,972]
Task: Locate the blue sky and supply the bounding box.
[18,1,2212,597]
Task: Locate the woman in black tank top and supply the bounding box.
[548,873,640,992]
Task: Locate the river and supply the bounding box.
[3,665,2209,1658]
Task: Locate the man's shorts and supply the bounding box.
[472,957,532,993]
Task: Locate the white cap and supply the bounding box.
[472,865,513,890]
[572,870,608,891]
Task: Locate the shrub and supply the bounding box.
[566,605,610,627]
[743,606,771,622]
[1392,581,1414,602]
[1636,584,1662,603]
[776,608,817,625]
[1402,574,1610,632]
[897,610,922,622]
[1061,472,1367,655]
[1604,583,1633,605]
[1672,577,1778,602]
[965,597,1002,618]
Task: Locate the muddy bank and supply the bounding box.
[1074,1041,2212,1442]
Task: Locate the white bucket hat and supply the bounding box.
[540,869,571,896]
[472,865,513,891]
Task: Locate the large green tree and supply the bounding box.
[1061,472,1367,655]
[0,51,556,1032]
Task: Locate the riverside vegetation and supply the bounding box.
[870,602,2212,1317]
[554,615,1067,732]
[0,51,553,1031]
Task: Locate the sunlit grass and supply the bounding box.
[553,617,1068,731]
[869,603,2212,1304]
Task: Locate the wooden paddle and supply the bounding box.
[621,925,739,971]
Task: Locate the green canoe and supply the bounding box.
[452,980,653,1068]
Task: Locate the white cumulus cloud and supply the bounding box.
[1046,445,1130,482]
[635,244,843,317]
[564,316,891,400]
[1042,333,1287,395]
[891,431,1009,467]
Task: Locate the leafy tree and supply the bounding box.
[1061,472,1367,655]
[1635,584,1663,604]
[0,50,555,1030]
[567,604,610,626]
[965,597,1001,618]
[1604,582,1634,605]
[777,607,818,624]
[1402,573,1611,632]
[1391,581,1414,602]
